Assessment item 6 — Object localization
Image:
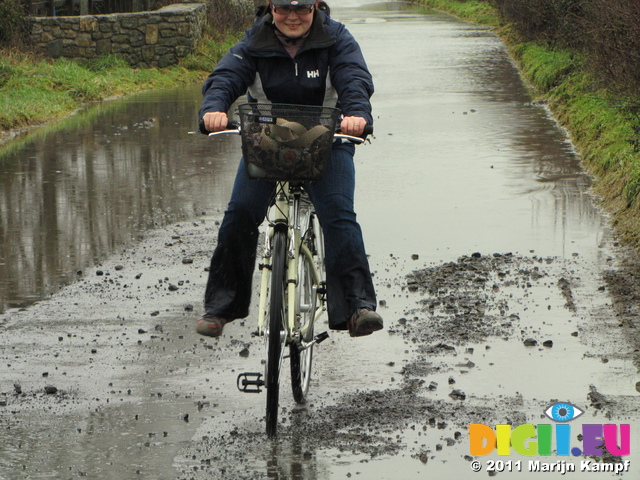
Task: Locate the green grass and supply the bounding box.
[512,43,580,91]
[180,30,241,72]
[417,0,499,26]
[0,31,238,132]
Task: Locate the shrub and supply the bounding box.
[0,0,27,45]
[489,0,585,49]
[581,0,640,95]
[489,0,640,96]
[207,0,256,35]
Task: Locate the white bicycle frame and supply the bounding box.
[257,181,326,345]
[200,127,364,347]
[202,129,365,348]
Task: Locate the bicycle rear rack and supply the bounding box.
[237,372,264,393]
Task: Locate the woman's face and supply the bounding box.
[271,3,314,38]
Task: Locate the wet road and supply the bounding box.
[1,1,639,479]
[0,87,239,313]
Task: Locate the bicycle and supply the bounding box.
[203,103,371,438]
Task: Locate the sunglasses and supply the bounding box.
[272,5,315,15]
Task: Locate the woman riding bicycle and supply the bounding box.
[197,0,383,338]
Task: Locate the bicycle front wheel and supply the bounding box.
[265,228,287,438]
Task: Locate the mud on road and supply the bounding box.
[178,245,640,479]
[1,217,639,479]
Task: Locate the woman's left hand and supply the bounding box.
[340,116,367,137]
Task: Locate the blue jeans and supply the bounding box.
[204,143,377,330]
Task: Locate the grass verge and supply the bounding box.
[0,30,241,136]
[416,0,498,26]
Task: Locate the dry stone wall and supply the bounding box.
[26,3,206,67]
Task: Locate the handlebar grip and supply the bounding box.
[198,118,240,134]
[335,124,374,140]
[198,117,208,135]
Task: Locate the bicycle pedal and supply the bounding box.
[237,372,264,393]
[314,331,329,344]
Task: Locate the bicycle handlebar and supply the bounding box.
[334,124,373,144]
[197,119,373,143]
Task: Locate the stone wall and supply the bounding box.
[26,3,207,68]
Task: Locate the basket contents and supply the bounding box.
[239,104,340,181]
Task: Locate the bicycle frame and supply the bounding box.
[257,181,325,344]
[201,124,367,351]
[199,112,371,437]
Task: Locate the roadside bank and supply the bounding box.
[0,35,233,148]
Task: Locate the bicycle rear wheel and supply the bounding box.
[290,250,315,403]
[291,210,319,404]
[265,228,287,438]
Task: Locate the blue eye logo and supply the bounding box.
[544,402,584,422]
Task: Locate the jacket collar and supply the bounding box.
[247,11,336,54]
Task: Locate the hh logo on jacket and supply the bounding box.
[307,69,320,78]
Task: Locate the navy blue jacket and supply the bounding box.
[199,11,374,126]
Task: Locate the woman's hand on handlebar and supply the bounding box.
[202,111,228,132]
[340,116,367,137]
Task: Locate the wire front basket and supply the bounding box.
[238,103,341,181]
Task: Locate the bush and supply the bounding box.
[0,0,27,45]
[207,0,256,35]
[489,0,585,49]
[582,0,640,95]
[489,0,640,95]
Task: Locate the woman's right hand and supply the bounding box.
[202,111,228,132]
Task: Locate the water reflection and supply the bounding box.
[0,86,240,313]
[0,1,604,314]
[349,4,603,261]
[266,438,320,479]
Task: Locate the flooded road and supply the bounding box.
[1,1,639,479]
[0,86,240,313]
